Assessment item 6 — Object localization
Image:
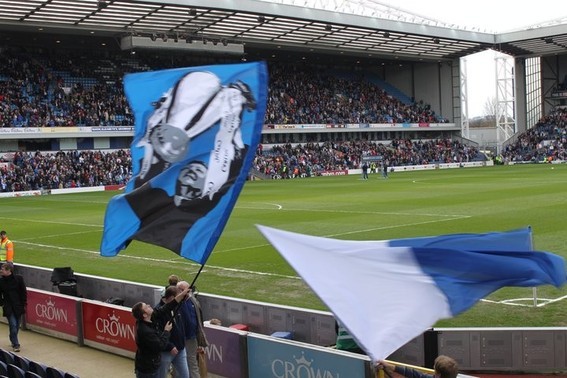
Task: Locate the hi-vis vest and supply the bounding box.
[0,238,13,261]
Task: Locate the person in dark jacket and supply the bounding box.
[0,261,27,352]
[154,285,189,378]
[131,285,189,378]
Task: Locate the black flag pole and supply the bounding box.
[170,263,206,320]
[189,263,205,289]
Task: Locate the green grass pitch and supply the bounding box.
[4,164,567,327]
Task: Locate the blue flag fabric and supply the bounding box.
[100,62,268,263]
[387,227,533,252]
[257,225,566,361]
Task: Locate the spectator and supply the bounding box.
[0,261,27,352]
[155,285,190,378]
[131,285,189,378]
[176,281,208,378]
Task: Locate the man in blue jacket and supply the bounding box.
[154,285,189,378]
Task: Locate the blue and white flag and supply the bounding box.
[100,62,268,263]
[257,225,566,362]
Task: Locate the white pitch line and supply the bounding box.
[16,240,298,280]
[481,295,567,308]
[18,230,101,241]
[236,205,469,218]
[1,217,101,228]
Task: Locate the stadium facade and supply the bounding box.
[0,0,566,155]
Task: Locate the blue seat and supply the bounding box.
[0,350,14,366]
[0,360,7,376]
[46,367,66,378]
[7,363,26,378]
[28,360,48,377]
[12,354,30,371]
[26,372,44,378]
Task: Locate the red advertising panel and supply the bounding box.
[81,300,137,353]
[26,289,79,338]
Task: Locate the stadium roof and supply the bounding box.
[0,0,566,62]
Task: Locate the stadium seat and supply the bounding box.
[12,354,30,371]
[0,349,14,365]
[63,373,80,378]
[0,361,7,376]
[7,363,26,378]
[46,367,66,378]
[25,372,44,378]
[27,360,48,377]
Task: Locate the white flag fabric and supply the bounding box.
[257,225,566,362]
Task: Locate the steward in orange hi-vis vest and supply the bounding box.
[0,231,14,262]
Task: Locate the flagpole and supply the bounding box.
[170,263,206,320]
[190,263,205,289]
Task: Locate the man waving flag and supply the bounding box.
[257,225,566,362]
[100,62,267,264]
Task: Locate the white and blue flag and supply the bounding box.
[100,62,267,263]
[257,225,566,362]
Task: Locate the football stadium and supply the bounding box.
[0,1,566,377]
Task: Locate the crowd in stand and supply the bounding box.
[0,48,133,128]
[0,150,131,192]
[253,139,481,178]
[0,138,480,191]
[0,47,445,128]
[1,46,567,191]
[266,65,446,124]
[4,113,565,190]
[499,107,567,163]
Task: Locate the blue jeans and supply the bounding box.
[158,348,189,378]
[7,313,21,348]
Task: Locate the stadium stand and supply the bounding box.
[0,47,445,128]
